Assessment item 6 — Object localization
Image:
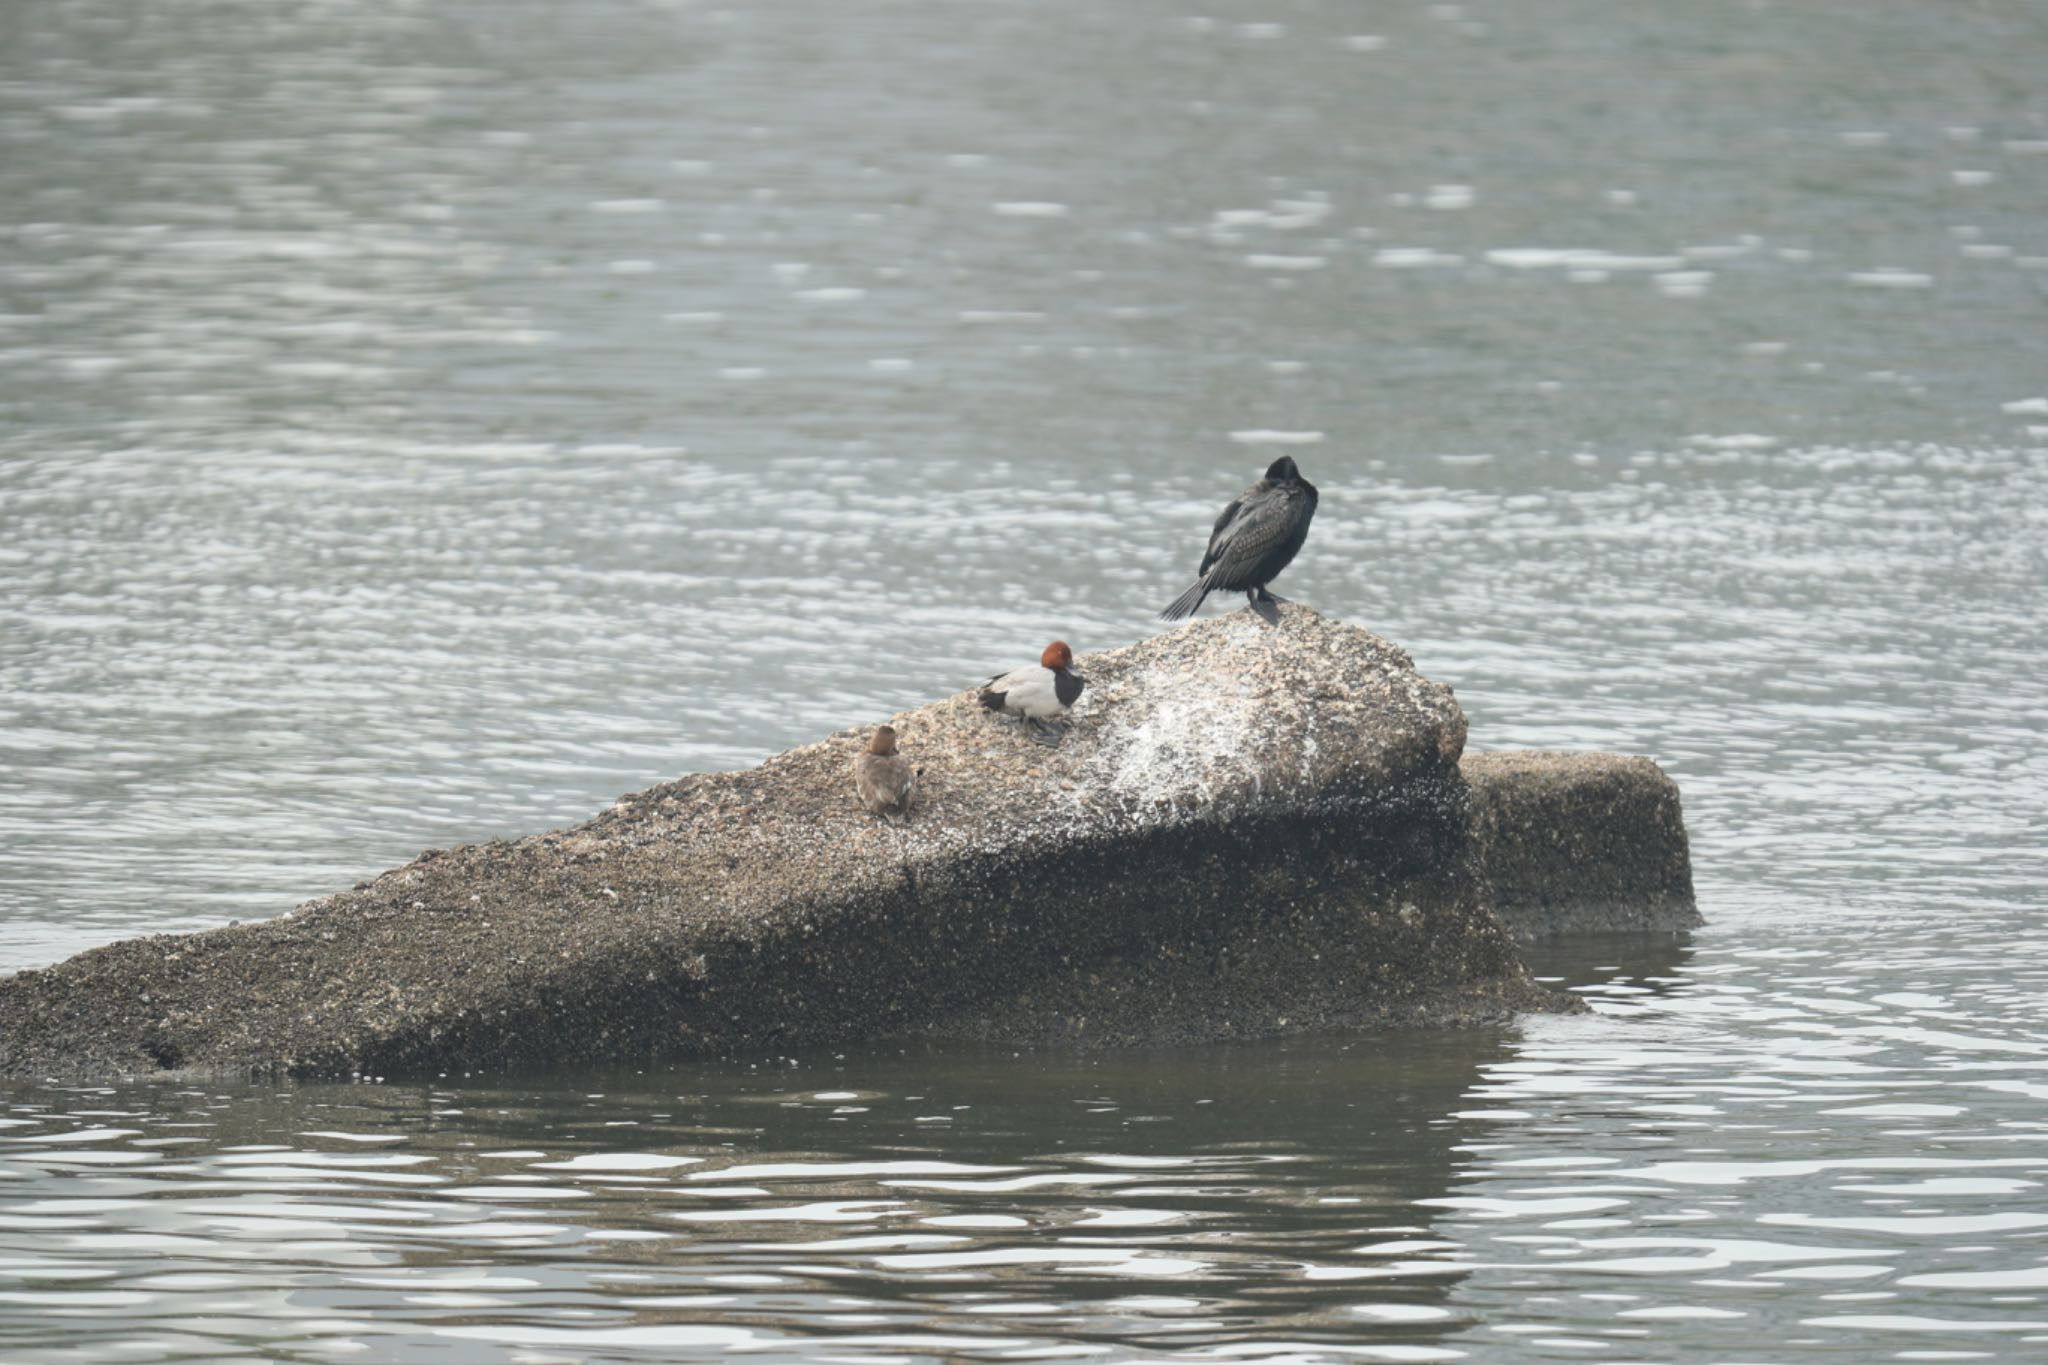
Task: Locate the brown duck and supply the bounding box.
[852,724,916,819]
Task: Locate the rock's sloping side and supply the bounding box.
[0,608,1587,1080]
[1463,751,1700,939]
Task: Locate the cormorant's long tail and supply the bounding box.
[1159,575,1213,621]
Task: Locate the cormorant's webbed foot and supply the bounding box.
[1248,591,1282,627]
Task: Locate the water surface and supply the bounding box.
[3,0,2046,1359]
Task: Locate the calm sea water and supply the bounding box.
[3,0,2046,1360]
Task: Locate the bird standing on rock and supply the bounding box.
[1160,455,1319,627]
[979,641,1085,747]
[852,724,916,820]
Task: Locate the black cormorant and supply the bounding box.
[1159,456,1319,626]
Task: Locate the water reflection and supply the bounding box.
[1,1034,1511,1362]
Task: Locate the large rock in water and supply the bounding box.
[0,607,1694,1079]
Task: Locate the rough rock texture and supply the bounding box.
[0,608,1690,1080]
[1464,750,1701,938]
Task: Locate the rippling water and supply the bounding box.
[6,942,2048,1364]
[4,0,2047,1358]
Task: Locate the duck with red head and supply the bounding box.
[852,724,915,820]
[978,640,1086,747]
[1160,455,1319,627]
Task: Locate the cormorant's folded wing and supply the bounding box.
[1210,490,1293,575]
[1198,495,1247,575]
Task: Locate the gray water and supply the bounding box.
[3,0,2047,1359]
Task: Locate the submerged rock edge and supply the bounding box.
[1464,750,1702,940]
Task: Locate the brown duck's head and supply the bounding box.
[1040,640,1075,671]
[867,725,899,756]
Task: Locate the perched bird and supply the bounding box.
[852,724,916,820]
[979,640,1086,747]
[1160,455,1319,627]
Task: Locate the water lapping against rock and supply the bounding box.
[0,1039,1504,1362]
[4,928,2048,1365]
